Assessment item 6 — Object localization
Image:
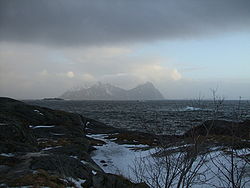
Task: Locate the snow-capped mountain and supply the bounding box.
[60,82,164,100]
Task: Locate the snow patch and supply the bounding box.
[90,133,154,179]
[50,133,65,136]
[31,125,55,129]
[80,160,88,165]
[0,153,15,157]
[34,109,44,116]
[92,170,97,175]
[66,178,86,188]
[182,106,202,111]
[42,146,62,151]
[69,155,78,159]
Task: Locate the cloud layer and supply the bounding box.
[1,41,249,99]
[1,1,250,99]
[1,0,250,46]
[0,43,182,98]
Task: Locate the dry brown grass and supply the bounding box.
[106,132,158,146]
[8,169,73,188]
[38,138,78,149]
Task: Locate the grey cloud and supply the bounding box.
[1,0,250,46]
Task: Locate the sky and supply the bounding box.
[0,0,250,100]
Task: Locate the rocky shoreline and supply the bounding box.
[0,97,149,188]
[0,97,249,187]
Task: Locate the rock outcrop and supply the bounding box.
[0,97,149,188]
[184,119,250,139]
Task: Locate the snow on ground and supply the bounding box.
[187,148,250,188]
[88,134,155,179]
[89,133,250,188]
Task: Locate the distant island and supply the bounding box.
[42,97,64,101]
[60,82,164,100]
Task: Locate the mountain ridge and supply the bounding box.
[61,82,164,100]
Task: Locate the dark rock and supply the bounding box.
[0,123,37,153]
[0,97,150,187]
[92,173,150,188]
[0,155,21,167]
[30,154,92,179]
[184,119,250,139]
[48,145,90,159]
[0,97,85,135]
[85,119,120,134]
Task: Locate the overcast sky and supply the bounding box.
[0,0,250,99]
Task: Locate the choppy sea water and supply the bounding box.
[26,100,250,135]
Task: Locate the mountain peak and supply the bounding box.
[129,82,164,100]
[138,82,154,88]
[61,82,164,100]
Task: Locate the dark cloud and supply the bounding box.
[0,0,250,46]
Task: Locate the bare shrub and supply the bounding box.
[131,91,250,188]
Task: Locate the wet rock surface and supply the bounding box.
[0,97,149,188]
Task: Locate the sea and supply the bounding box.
[25,100,250,135]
